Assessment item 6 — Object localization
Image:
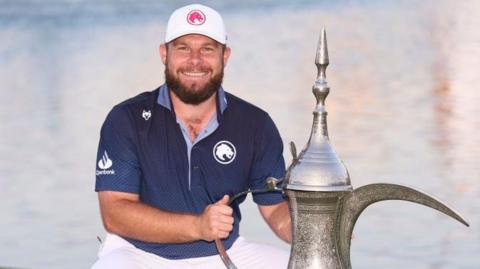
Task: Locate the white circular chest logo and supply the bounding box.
[213,140,236,164]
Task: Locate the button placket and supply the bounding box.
[190,146,200,186]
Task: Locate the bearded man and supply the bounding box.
[92,4,291,269]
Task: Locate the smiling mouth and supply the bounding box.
[181,71,209,77]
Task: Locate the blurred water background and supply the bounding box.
[0,0,479,268]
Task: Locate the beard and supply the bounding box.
[165,63,224,105]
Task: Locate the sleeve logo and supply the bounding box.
[213,141,236,164]
[96,151,115,175]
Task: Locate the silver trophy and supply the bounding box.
[283,28,469,269]
[216,28,469,269]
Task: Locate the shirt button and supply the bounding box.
[193,165,199,170]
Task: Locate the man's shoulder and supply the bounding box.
[102,88,159,127]
[115,88,159,110]
[224,91,269,120]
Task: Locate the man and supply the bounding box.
[92,4,291,269]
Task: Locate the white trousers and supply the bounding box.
[91,233,289,269]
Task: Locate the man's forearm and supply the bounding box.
[98,191,234,244]
[259,201,292,243]
[100,195,202,243]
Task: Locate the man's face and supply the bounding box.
[160,34,231,105]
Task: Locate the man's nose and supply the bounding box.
[187,49,202,65]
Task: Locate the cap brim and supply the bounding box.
[165,30,226,44]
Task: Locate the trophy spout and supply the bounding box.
[335,183,469,268]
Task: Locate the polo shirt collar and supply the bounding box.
[157,84,228,115]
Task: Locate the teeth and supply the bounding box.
[183,72,207,77]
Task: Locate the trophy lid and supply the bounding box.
[285,28,352,192]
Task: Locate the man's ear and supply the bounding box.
[223,46,231,66]
[159,44,167,64]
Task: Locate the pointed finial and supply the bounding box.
[315,27,329,67]
[312,27,330,110]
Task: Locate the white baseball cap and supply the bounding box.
[165,4,227,44]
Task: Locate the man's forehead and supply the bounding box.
[169,34,221,47]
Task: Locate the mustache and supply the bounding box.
[178,66,212,73]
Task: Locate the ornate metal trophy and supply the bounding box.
[216,28,469,269]
[283,28,469,269]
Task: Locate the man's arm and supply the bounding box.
[258,201,292,243]
[98,191,234,243]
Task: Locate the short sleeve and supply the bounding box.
[249,113,286,205]
[95,106,141,193]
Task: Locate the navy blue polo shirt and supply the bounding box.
[95,84,286,259]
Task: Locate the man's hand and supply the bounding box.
[197,195,234,241]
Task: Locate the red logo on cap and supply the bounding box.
[187,10,206,25]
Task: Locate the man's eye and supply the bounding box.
[201,47,215,53]
[176,46,189,52]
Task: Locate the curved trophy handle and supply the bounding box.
[335,183,469,268]
[283,141,299,188]
[215,239,237,269]
[215,177,283,269]
[290,141,298,160]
